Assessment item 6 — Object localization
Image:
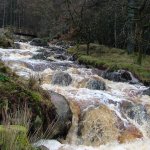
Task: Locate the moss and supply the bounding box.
[29,91,43,102]
[0,125,31,150]
[68,44,150,84]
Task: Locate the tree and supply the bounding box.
[135,0,149,64]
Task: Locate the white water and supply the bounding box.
[0,42,150,150]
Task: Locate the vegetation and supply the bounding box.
[68,44,150,84]
[0,125,31,150]
[0,62,57,149]
[0,28,13,48]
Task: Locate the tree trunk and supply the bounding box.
[127,0,135,54]
[2,0,6,28]
[87,43,90,55]
[114,12,117,48]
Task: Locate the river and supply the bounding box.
[0,42,150,150]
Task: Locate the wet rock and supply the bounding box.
[143,88,150,96]
[118,125,143,143]
[51,71,72,86]
[121,102,149,125]
[68,53,78,61]
[25,62,55,71]
[78,105,119,146]
[86,79,106,90]
[55,40,72,49]
[48,91,72,138]
[34,140,62,150]
[92,69,103,76]
[14,42,21,49]
[102,70,137,83]
[49,46,66,54]
[32,49,55,60]
[54,54,67,60]
[30,38,48,46]
[37,145,49,150]
[19,39,28,42]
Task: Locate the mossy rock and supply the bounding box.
[0,125,31,150]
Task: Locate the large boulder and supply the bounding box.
[78,105,119,146]
[86,79,106,90]
[51,71,72,86]
[48,91,72,138]
[30,38,48,47]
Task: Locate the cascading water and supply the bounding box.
[0,42,150,150]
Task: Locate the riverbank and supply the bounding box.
[0,61,56,149]
[68,44,150,85]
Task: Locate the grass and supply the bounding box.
[0,125,30,150]
[68,44,150,84]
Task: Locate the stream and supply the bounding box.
[0,42,150,150]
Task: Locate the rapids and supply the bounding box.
[0,42,150,150]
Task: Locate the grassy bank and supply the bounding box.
[68,44,150,84]
[0,61,56,149]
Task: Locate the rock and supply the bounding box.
[51,71,72,86]
[38,145,49,150]
[54,54,67,60]
[118,125,143,143]
[34,140,62,150]
[19,39,28,42]
[86,79,106,90]
[143,88,150,96]
[48,91,72,138]
[30,38,48,46]
[119,70,132,81]
[68,53,78,61]
[14,42,21,49]
[32,49,55,60]
[50,46,66,54]
[78,105,119,146]
[121,102,149,125]
[102,70,135,83]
